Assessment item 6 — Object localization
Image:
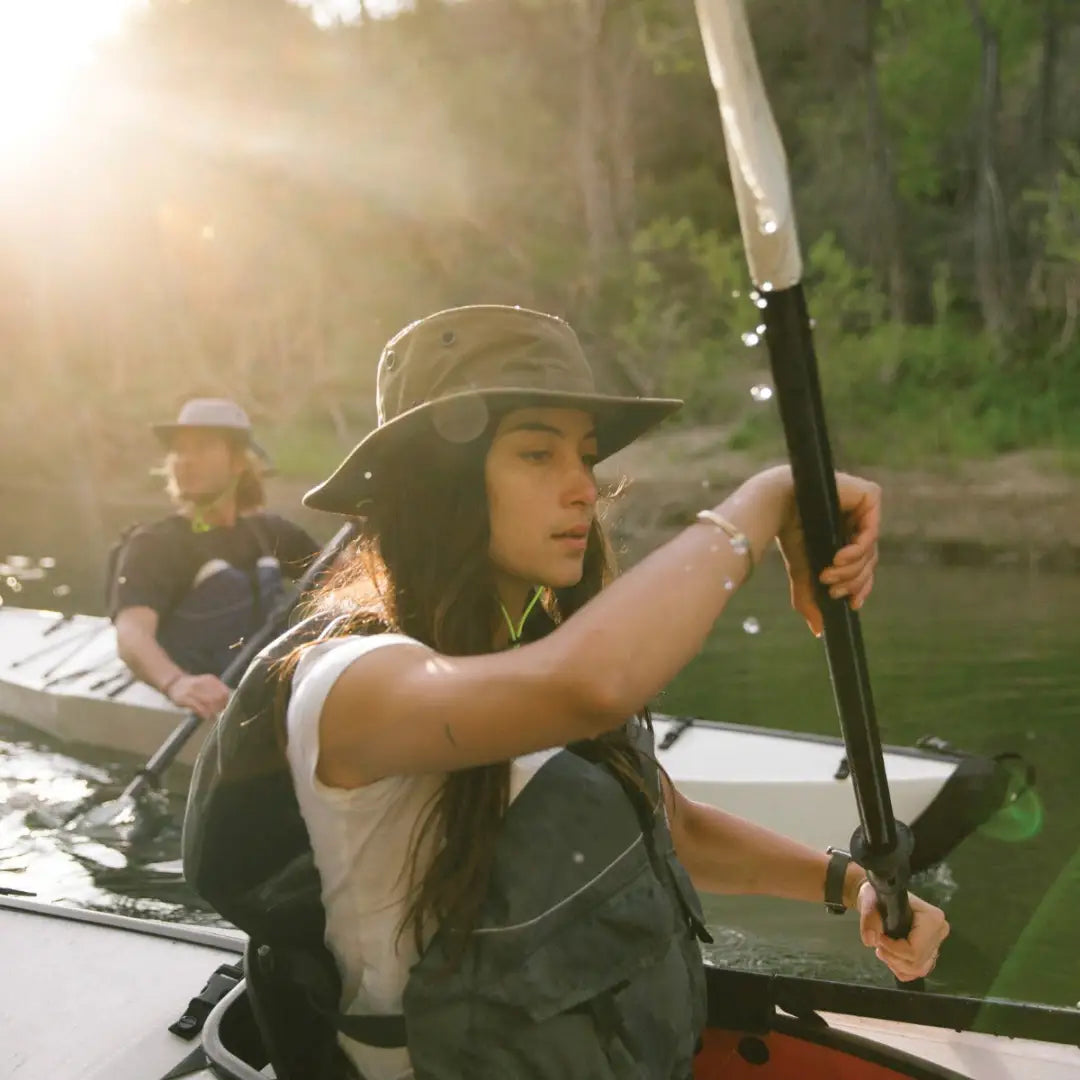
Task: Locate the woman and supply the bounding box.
[286,304,948,1080]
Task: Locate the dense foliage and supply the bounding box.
[2,0,1078,490]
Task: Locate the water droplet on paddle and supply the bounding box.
[755,324,766,334]
[6,577,21,593]
[761,219,778,235]
[363,471,373,480]
[723,579,734,591]
[809,318,817,329]
[8,555,30,569]
[52,585,71,598]
[761,282,774,292]
[750,384,773,403]
[731,290,741,299]
[38,556,56,570]
[572,851,585,864]
[741,332,760,348]
[742,616,761,635]
[755,298,768,310]
[730,535,750,557]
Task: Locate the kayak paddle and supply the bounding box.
[694,0,923,981]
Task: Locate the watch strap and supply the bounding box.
[825,846,852,915]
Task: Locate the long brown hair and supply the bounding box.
[288,412,653,953]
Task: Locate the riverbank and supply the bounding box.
[601,429,1080,572]
[5,426,1080,577]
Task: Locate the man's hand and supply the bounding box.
[166,673,231,720]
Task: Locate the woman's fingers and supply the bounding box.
[859,885,950,981]
[821,549,878,591]
[877,947,939,981]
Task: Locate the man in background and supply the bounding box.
[110,398,320,719]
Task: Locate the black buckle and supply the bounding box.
[168,961,244,1040]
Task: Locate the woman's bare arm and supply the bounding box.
[318,467,799,786]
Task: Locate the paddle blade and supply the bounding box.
[694,0,802,290]
[979,758,1045,842]
[67,787,171,844]
[69,795,136,835]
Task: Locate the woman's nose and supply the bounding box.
[565,459,598,506]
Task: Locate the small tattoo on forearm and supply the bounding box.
[444,723,457,747]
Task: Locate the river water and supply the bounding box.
[1,518,1078,1011]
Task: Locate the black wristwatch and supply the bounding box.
[824,846,852,915]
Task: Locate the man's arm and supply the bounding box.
[114,606,182,695]
[114,606,231,720]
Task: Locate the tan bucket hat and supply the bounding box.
[304,305,682,515]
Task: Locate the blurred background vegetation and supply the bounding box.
[1,0,1078,500]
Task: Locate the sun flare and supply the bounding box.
[0,0,143,155]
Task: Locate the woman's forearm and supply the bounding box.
[674,795,865,907]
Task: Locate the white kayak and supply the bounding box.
[0,604,1024,868]
[2,892,1078,1080]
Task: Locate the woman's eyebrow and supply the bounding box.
[503,420,598,441]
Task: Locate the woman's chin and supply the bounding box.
[543,563,586,590]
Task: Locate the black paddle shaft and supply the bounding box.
[761,283,915,943]
[121,519,361,800]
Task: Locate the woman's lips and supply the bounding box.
[553,527,589,552]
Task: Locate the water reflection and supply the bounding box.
[0,714,216,923]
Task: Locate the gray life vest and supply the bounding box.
[183,619,710,1079]
[403,732,711,1080]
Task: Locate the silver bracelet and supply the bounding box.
[695,509,755,577]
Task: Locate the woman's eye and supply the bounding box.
[520,449,551,463]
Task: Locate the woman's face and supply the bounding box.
[485,406,599,598]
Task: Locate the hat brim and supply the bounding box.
[303,387,682,515]
[152,423,272,465]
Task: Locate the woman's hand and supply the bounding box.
[857,884,950,982]
[777,472,881,636]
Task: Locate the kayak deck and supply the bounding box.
[3,895,1079,1080]
[652,714,958,856]
[0,607,194,763]
[0,895,242,1080]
